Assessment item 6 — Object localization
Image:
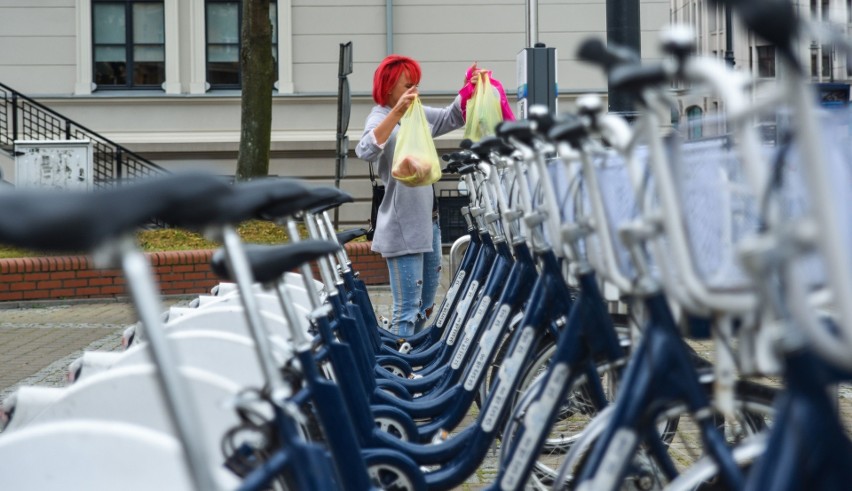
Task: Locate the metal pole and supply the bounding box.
[11,93,18,142]
[386,0,393,55]
[335,42,352,230]
[830,45,835,83]
[525,0,538,47]
[605,0,641,114]
[116,148,123,180]
[724,5,735,67]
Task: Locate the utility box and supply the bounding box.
[516,43,558,118]
[14,139,94,191]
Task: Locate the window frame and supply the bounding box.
[91,0,166,91]
[756,45,776,78]
[204,0,278,90]
[686,105,703,140]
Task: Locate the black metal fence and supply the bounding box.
[0,82,166,187]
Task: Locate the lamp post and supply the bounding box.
[606,0,641,115]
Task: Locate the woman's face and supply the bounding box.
[387,71,417,107]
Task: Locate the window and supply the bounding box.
[686,106,703,140]
[93,0,165,89]
[756,45,776,78]
[822,45,833,78]
[812,50,820,78]
[206,0,278,89]
[708,4,717,32]
[812,46,832,79]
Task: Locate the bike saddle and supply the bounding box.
[548,117,588,147]
[259,185,343,220]
[210,240,341,285]
[162,176,311,228]
[527,105,558,135]
[608,62,670,94]
[496,119,537,146]
[576,37,639,72]
[0,172,231,252]
[336,227,368,245]
[310,187,353,215]
[471,135,512,159]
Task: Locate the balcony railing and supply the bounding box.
[0,82,167,187]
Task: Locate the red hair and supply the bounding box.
[372,55,422,106]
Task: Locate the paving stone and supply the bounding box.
[10,253,848,489]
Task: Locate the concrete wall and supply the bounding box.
[0,0,674,97]
[0,0,77,93]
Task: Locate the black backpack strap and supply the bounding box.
[367,161,384,240]
[368,160,379,185]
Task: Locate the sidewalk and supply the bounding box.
[0,255,498,489]
[0,298,184,402]
[0,252,450,401]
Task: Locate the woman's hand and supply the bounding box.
[392,86,418,116]
[374,86,418,146]
[467,62,489,85]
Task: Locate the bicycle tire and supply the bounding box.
[498,355,627,489]
[547,379,776,491]
[482,320,556,408]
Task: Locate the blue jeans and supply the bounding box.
[386,222,442,337]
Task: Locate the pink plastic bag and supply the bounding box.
[459,66,516,123]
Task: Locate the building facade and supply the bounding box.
[0,0,671,227]
[671,0,851,138]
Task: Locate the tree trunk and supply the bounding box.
[236,0,274,180]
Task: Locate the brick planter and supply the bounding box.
[0,242,388,303]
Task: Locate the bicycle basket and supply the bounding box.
[669,133,760,291]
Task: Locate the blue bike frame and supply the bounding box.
[575,292,744,490]
[744,347,852,491]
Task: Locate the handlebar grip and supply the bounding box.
[576,37,639,73]
[608,63,669,92]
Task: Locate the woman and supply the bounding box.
[355,55,484,337]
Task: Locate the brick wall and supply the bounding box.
[0,243,388,303]
[344,242,389,285]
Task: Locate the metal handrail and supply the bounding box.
[0,82,167,187]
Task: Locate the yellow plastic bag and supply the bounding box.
[392,97,442,187]
[463,73,504,142]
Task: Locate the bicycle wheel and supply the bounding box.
[549,380,776,490]
[483,319,556,400]
[665,434,768,491]
[498,356,625,489]
[473,310,526,409]
[496,319,634,487]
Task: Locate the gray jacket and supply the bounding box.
[355,97,464,257]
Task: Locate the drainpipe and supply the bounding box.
[724,5,735,67]
[525,0,538,47]
[386,0,393,55]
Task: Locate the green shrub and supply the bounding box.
[0,220,312,259]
